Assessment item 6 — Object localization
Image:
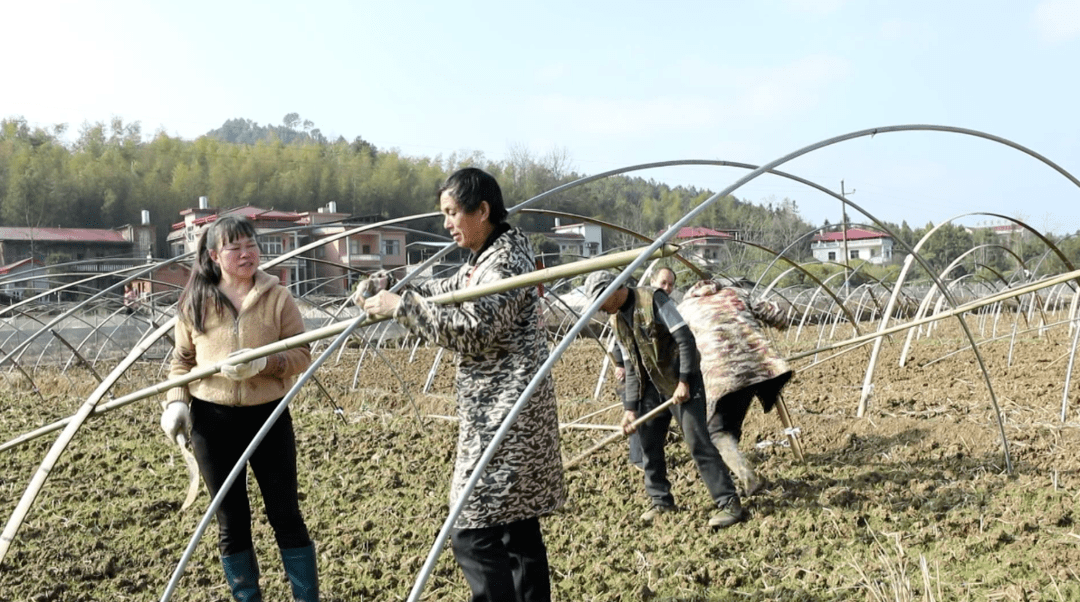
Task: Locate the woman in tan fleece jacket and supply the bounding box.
[160,215,316,602]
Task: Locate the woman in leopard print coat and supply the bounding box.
[361,168,564,602]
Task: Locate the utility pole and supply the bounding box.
[840,180,854,289]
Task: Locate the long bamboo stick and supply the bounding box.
[2,244,679,453]
[563,398,676,470]
[0,244,677,565]
[787,268,1080,362]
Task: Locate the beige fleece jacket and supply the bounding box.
[166,269,311,407]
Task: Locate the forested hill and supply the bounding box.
[206,113,378,156]
[1,113,820,260]
[207,117,322,145]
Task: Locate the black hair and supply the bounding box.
[437,167,508,224]
[178,215,258,333]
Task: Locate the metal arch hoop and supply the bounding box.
[405,123,1080,602]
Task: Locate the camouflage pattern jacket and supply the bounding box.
[677,280,792,422]
[610,287,695,407]
[394,226,565,529]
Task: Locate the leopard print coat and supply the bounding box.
[678,280,793,423]
[394,227,565,529]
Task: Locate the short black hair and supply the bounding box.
[438,167,508,225]
[653,267,677,284]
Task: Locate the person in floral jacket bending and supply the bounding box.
[677,279,793,496]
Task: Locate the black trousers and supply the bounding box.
[190,398,312,556]
[636,376,737,508]
[707,374,792,441]
[450,517,551,602]
[707,387,756,441]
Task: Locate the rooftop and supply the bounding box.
[812,228,889,242]
[0,227,129,243]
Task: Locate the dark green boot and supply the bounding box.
[281,543,319,602]
[221,548,262,602]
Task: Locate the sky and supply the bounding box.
[5,0,1080,235]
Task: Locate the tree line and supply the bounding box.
[3,113,1075,281]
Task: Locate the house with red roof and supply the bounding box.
[659,225,737,266]
[810,228,894,265]
[0,216,155,268]
[0,213,156,301]
[165,197,408,296]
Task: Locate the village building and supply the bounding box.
[0,212,157,301]
[547,219,604,260]
[810,228,894,265]
[659,226,736,266]
[164,198,411,297]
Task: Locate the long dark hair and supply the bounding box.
[179,215,258,333]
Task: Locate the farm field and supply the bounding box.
[1,318,1079,601]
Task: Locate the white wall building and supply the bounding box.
[549,220,603,258]
[811,228,893,265]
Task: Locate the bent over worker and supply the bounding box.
[678,279,794,497]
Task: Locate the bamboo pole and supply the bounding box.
[563,398,676,470]
[0,244,678,566]
[774,394,805,462]
[2,243,680,454]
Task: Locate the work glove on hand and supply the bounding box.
[352,270,395,304]
[220,349,267,381]
[160,401,191,441]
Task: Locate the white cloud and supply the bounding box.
[1033,0,1080,43]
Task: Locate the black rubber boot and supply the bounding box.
[281,543,319,602]
[221,548,262,602]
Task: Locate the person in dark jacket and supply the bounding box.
[610,266,679,471]
[585,270,744,528]
[360,168,565,602]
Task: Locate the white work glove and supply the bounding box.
[220,349,268,381]
[160,401,191,441]
[351,270,394,305]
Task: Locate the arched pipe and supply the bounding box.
[898,242,1040,367]
[518,208,710,280]
[4,245,679,573]
[407,123,1080,599]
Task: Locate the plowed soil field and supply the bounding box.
[2,318,1079,601]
